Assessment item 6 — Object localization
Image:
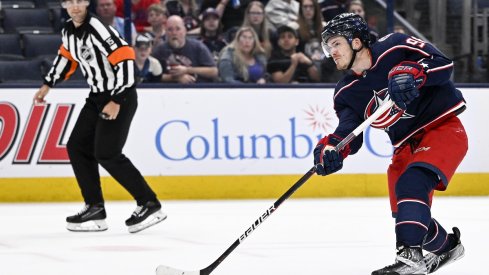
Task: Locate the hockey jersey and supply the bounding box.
[332,32,466,154]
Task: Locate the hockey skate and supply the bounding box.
[125,201,167,233]
[424,227,465,274]
[66,203,108,232]
[372,246,427,275]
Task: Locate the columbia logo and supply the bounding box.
[414,147,431,154]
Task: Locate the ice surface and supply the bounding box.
[1,197,487,275]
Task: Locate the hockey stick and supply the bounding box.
[156,99,395,275]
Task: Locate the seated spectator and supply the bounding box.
[166,0,200,33]
[297,0,324,61]
[134,34,163,83]
[147,3,168,48]
[199,8,227,62]
[320,0,348,22]
[115,0,160,33]
[152,15,218,83]
[267,24,320,83]
[348,0,379,41]
[200,0,252,33]
[242,1,272,58]
[218,27,267,84]
[265,0,300,31]
[394,25,406,34]
[96,0,137,44]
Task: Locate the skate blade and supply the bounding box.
[128,211,167,233]
[67,219,108,232]
[426,244,465,273]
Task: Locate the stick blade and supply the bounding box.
[155,265,200,275]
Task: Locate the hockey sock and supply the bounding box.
[395,167,438,247]
[423,218,453,255]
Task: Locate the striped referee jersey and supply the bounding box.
[44,13,136,102]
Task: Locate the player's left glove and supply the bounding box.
[313,134,349,176]
[388,61,427,110]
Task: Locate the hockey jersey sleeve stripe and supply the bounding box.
[108,46,135,66]
[334,79,359,100]
[426,62,453,73]
[371,45,430,71]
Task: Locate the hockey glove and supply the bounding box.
[313,134,347,176]
[388,62,427,110]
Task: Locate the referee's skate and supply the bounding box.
[66,203,108,232]
[125,200,167,233]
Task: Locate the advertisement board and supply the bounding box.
[1,88,488,178]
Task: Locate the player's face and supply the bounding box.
[324,36,351,70]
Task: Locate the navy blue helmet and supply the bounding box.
[321,13,372,47]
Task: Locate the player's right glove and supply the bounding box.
[314,134,348,176]
[388,61,426,110]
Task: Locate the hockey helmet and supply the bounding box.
[321,13,371,57]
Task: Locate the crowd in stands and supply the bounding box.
[0,0,385,84]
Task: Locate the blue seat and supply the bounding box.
[0,1,36,9]
[0,34,23,59]
[50,7,65,32]
[23,34,61,58]
[0,59,43,83]
[33,0,61,8]
[2,8,53,33]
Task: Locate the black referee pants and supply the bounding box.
[66,88,157,205]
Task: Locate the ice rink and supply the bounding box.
[1,197,488,275]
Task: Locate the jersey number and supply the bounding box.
[406,36,426,48]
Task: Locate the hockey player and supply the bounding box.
[314,13,466,274]
[33,0,166,233]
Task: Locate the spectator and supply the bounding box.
[153,15,218,83]
[147,3,168,48]
[297,0,325,61]
[96,0,137,44]
[200,0,252,33]
[134,34,163,83]
[199,8,227,62]
[267,24,320,83]
[348,0,379,41]
[394,25,406,34]
[166,0,200,33]
[115,0,160,33]
[242,1,273,58]
[319,0,349,22]
[265,0,300,31]
[218,27,267,83]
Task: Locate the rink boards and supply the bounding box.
[0,87,488,201]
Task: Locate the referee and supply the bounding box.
[34,0,166,233]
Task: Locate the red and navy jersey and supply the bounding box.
[332,32,466,154]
